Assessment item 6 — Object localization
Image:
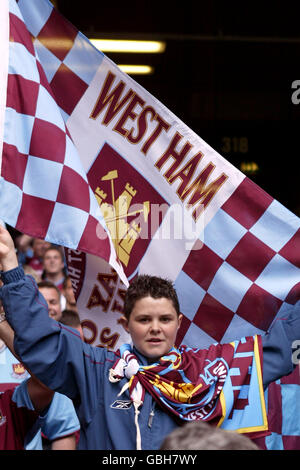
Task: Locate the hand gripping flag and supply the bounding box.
[0,0,127,287]
[1,0,300,448]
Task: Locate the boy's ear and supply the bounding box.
[119,316,130,333]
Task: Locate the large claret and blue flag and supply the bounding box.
[0,0,300,449]
[0,0,127,287]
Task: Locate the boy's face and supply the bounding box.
[120,296,182,361]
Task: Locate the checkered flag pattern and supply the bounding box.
[0,0,126,283]
[3,0,300,448]
[17,0,104,123]
[174,177,300,349]
[16,0,299,344]
[253,367,300,450]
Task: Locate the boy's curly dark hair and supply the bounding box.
[124,274,180,319]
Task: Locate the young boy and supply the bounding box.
[0,226,299,450]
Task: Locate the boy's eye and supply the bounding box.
[136,316,174,323]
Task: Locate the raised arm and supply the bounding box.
[0,309,15,354]
[26,375,54,414]
[0,227,19,357]
[0,226,110,424]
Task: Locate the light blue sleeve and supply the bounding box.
[38,390,80,440]
[12,379,80,444]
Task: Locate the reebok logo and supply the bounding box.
[110,399,132,410]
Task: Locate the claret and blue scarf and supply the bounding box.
[109,335,268,449]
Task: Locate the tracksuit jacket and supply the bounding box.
[1,265,299,450]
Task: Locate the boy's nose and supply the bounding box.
[150,321,161,333]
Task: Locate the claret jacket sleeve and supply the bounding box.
[0,265,116,425]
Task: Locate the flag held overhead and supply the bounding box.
[1,2,300,449]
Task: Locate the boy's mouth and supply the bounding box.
[147,338,163,343]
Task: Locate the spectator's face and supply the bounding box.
[39,286,62,321]
[43,250,64,275]
[120,296,182,361]
[32,239,51,258]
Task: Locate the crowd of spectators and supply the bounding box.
[12,229,78,315]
